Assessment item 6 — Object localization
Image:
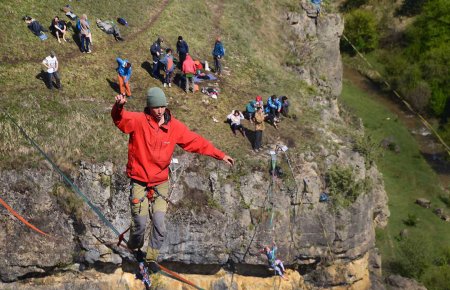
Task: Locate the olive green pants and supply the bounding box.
[127,180,169,262]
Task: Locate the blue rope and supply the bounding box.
[2,110,123,239]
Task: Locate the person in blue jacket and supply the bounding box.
[116,57,132,97]
[150,37,164,79]
[265,95,282,127]
[212,36,225,75]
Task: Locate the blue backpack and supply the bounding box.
[117,17,128,26]
[76,19,81,32]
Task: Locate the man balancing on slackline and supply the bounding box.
[111,87,234,273]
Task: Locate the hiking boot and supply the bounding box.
[146,261,161,273]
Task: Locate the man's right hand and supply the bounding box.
[115,94,127,106]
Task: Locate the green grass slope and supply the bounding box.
[340,79,450,290]
[0,0,315,171]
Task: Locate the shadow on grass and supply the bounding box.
[106,78,121,94]
[71,33,82,52]
[35,70,50,89]
[141,61,153,77]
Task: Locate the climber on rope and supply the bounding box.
[260,241,288,280]
[111,87,234,274]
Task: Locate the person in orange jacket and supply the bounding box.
[182,53,196,93]
[111,87,234,273]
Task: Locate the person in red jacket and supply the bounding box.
[182,53,196,93]
[111,87,234,273]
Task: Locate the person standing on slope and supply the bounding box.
[111,87,234,273]
[176,36,189,69]
[212,36,225,75]
[150,36,164,79]
[116,57,132,98]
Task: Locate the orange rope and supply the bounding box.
[0,196,50,237]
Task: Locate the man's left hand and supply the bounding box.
[222,155,234,166]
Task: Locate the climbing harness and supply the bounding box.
[0,196,51,237]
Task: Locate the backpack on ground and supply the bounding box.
[117,17,128,26]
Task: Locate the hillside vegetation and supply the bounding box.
[0,0,317,172]
[340,0,450,146]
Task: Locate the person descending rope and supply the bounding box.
[111,87,234,273]
[260,241,288,280]
[137,262,151,289]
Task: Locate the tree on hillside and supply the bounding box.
[341,9,379,54]
[395,0,428,16]
[405,0,450,116]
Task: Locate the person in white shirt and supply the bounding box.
[227,110,246,137]
[42,51,61,89]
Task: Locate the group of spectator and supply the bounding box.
[228,95,290,152]
[149,36,225,93]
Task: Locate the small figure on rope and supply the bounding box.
[137,262,151,290]
[260,241,288,280]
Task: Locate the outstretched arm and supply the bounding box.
[176,121,234,166]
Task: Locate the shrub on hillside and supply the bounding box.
[341,9,379,54]
[422,265,450,290]
[339,0,369,12]
[326,165,370,208]
[395,237,432,279]
[395,0,427,16]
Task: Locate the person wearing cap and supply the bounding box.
[150,36,164,79]
[116,57,132,97]
[111,87,234,273]
[176,36,189,69]
[42,51,61,89]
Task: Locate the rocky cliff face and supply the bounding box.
[0,2,389,290]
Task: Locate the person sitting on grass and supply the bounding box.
[260,241,288,281]
[51,16,67,43]
[227,110,246,137]
[278,96,289,118]
[245,100,257,123]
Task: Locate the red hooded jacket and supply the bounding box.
[111,104,225,186]
[182,54,196,75]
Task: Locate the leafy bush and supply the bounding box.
[341,9,379,53]
[396,237,432,279]
[396,0,427,16]
[340,0,369,12]
[403,213,419,226]
[422,265,450,290]
[326,165,370,208]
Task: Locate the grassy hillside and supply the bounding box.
[0,0,319,171]
[340,79,450,290]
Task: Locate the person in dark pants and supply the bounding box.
[111,88,234,273]
[212,36,225,75]
[42,51,61,89]
[150,37,164,79]
[79,14,92,53]
[176,36,189,69]
[254,106,266,152]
